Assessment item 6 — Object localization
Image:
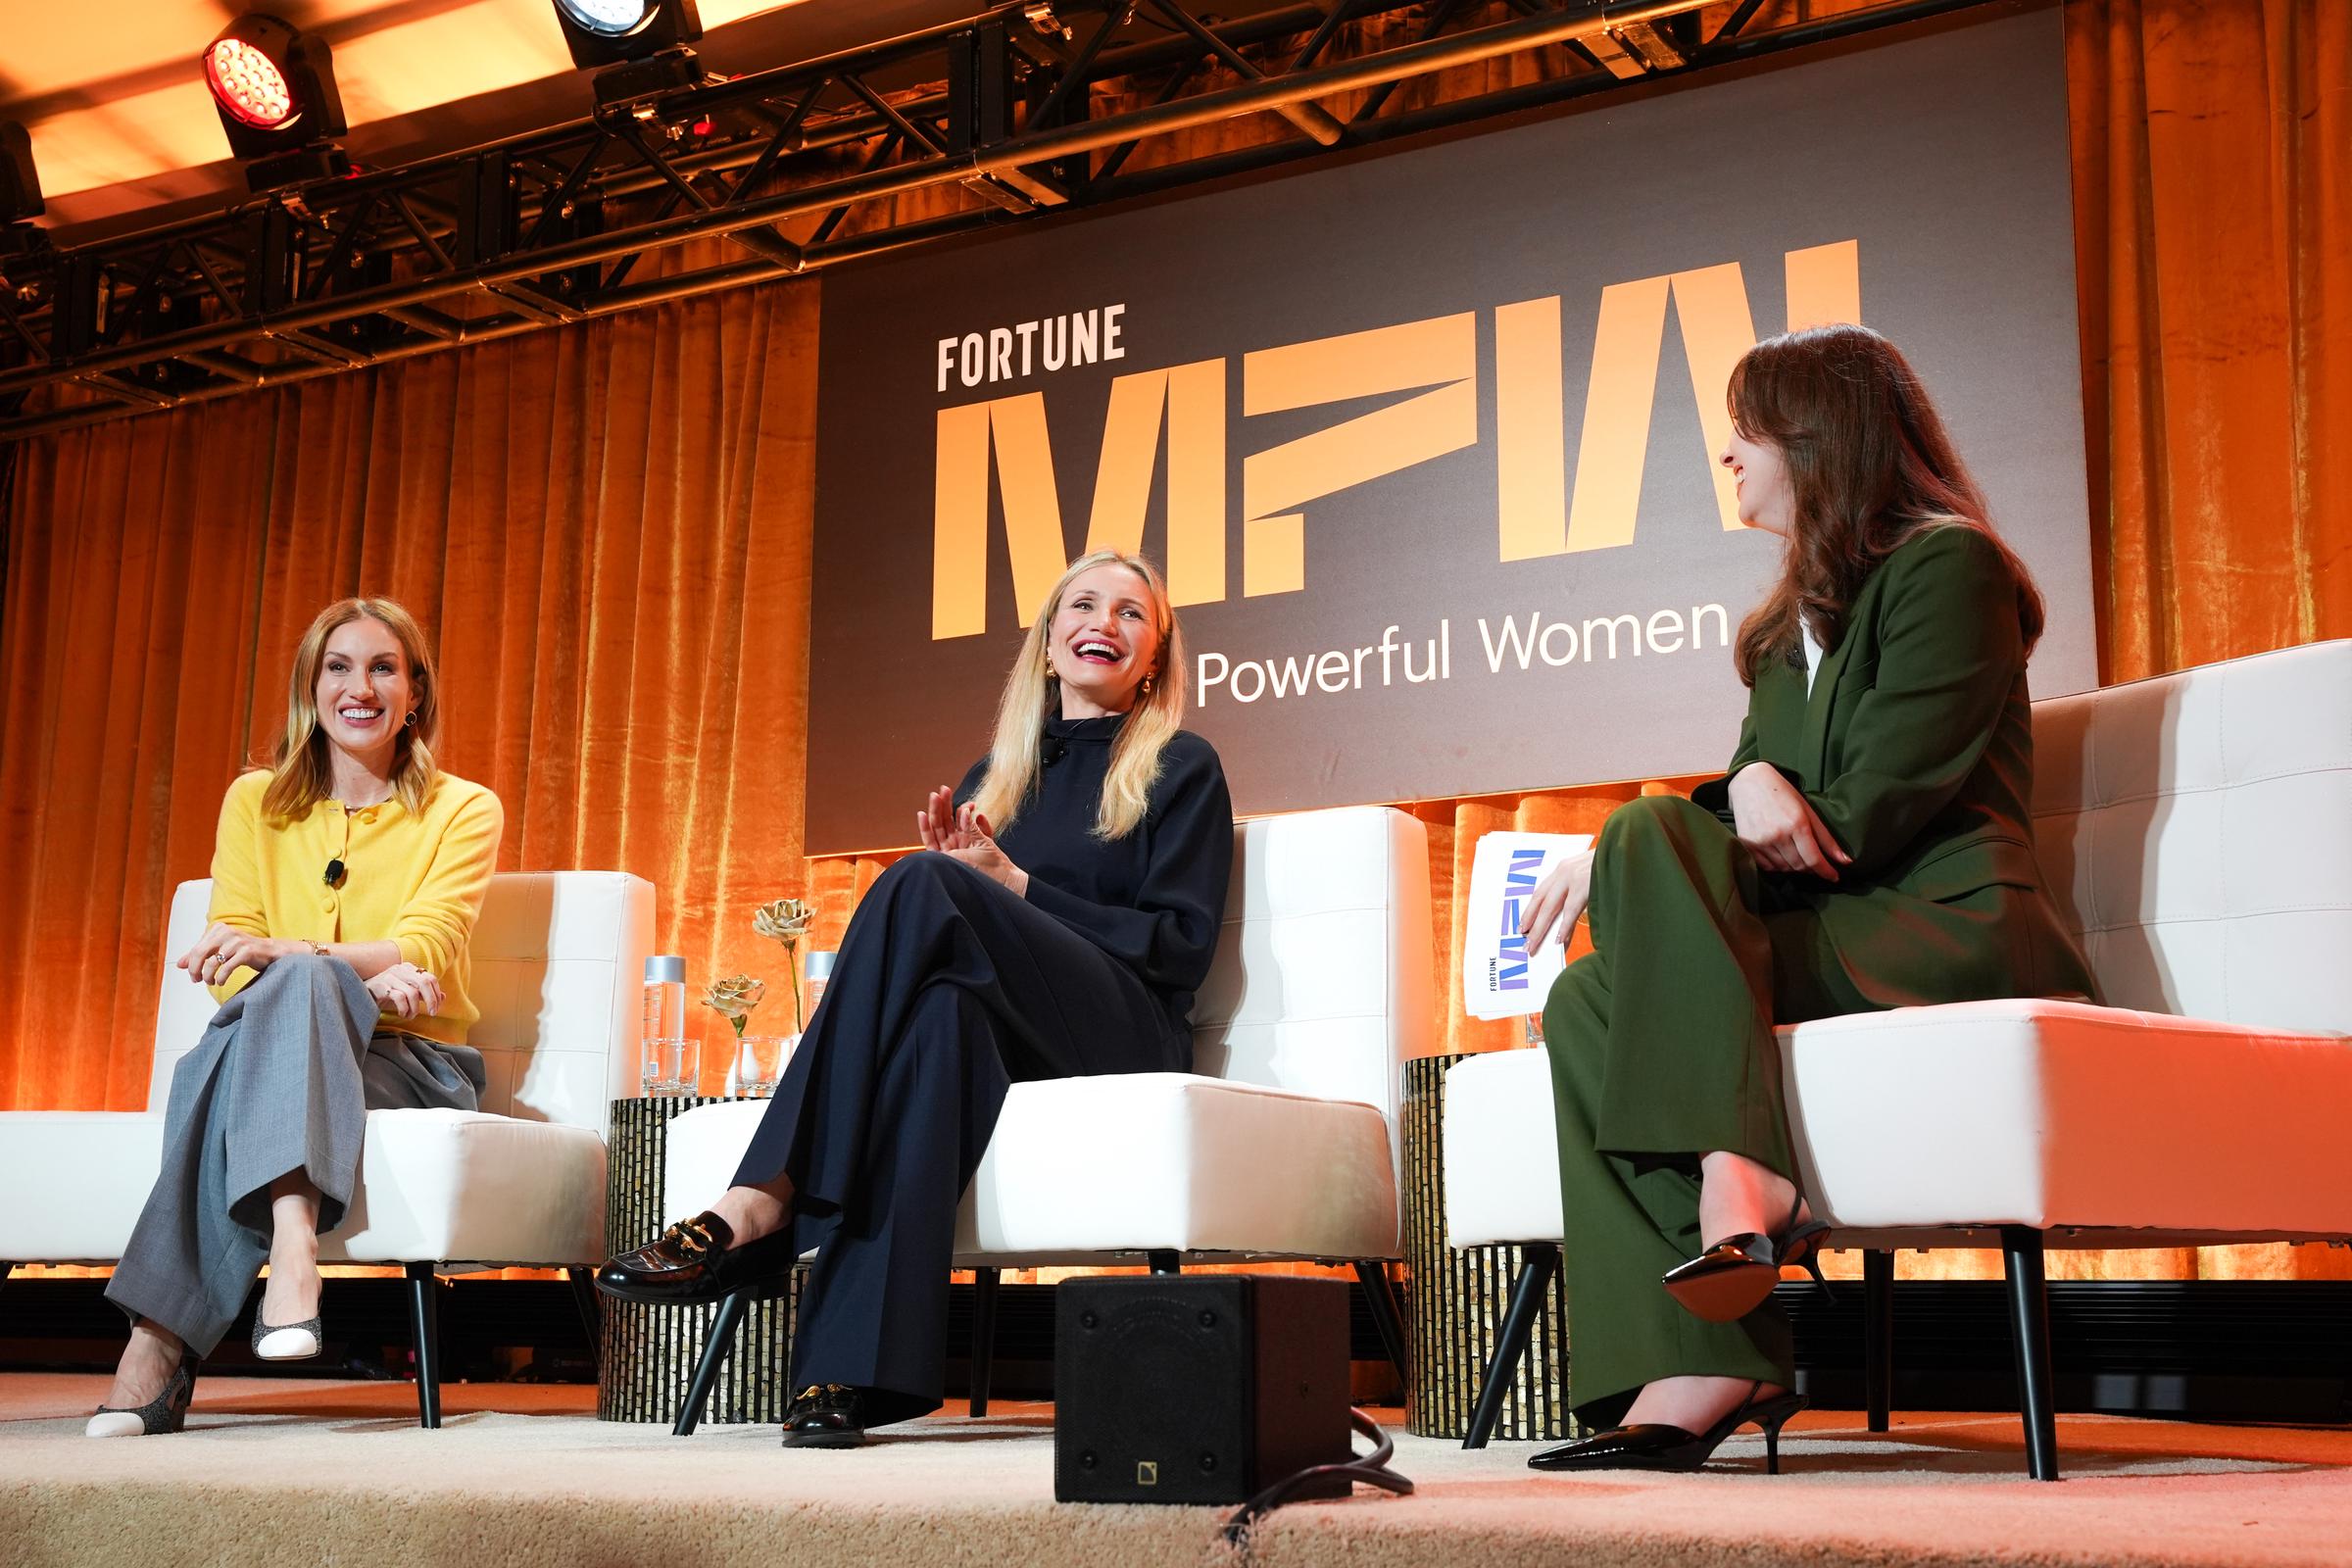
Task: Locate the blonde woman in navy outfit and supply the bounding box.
[598,549,1233,1445]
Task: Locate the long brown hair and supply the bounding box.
[261,598,443,821]
[1729,324,2044,686]
[969,550,1188,840]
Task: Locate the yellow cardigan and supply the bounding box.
[205,768,506,1047]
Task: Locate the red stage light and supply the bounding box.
[201,15,350,190]
[206,38,297,130]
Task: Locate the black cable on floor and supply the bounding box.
[1219,1406,1414,1546]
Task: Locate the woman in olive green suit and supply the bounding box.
[1515,324,2097,1474]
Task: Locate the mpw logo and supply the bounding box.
[930,241,1857,639]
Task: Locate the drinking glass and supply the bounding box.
[734,1033,797,1098]
[640,1034,700,1097]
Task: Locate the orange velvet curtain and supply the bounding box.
[2068,0,2352,678]
[2,2,2345,1287]
[0,280,820,1111]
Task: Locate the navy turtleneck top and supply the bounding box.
[954,715,1233,1030]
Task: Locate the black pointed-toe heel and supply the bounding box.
[594,1211,800,1305]
[1528,1384,1805,1475]
[85,1349,201,1439]
[1660,1194,1832,1323]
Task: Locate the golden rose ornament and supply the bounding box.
[703,973,766,1039]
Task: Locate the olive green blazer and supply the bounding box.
[1690,523,2098,1011]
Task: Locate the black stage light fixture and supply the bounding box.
[0,121,47,261]
[203,14,352,191]
[1,121,42,222]
[551,0,706,110]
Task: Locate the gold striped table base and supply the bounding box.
[1401,1054,1575,1442]
[597,1096,806,1425]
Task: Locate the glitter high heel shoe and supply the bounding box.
[252,1311,324,1361]
[85,1348,200,1438]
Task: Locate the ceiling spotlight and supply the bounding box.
[1,121,47,262]
[552,0,702,66]
[203,15,351,191]
[2,121,43,225]
[557,0,662,35]
[551,0,705,108]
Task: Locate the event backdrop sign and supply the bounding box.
[807,3,2092,856]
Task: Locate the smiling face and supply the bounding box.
[1045,562,1163,719]
[314,616,417,782]
[1721,424,1796,538]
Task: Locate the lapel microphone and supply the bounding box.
[1042,738,1068,767]
[324,858,347,888]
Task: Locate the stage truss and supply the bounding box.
[0,0,1997,442]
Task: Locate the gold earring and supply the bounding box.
[1140,673,1155,697]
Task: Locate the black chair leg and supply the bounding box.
[1463,1242,1558,1450]
[969,1266,1001,1417]
[1147,1250,1181,1276]
[1863,1248,1894,1433]
[404,1262,442,1430]
[565,1267,603,1357]
[674,1289,751,1437]
[1350,1260,1412,1388]
[2000,1226,2060,1481]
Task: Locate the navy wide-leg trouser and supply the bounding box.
[729,852,1185,1422]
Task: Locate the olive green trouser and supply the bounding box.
[1542,794,1872,1428]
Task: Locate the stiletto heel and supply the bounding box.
[1530,1381,1806,1474]
[1660,1192,1832,1323]
[1762,1401,1800,1475]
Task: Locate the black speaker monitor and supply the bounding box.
[1054,1275,1351,1505]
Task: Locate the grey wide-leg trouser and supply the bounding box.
[105,955,484,1355]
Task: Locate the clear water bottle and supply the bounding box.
[642,955,685,1045]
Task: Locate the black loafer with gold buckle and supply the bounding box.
[782,1383,869,1448]
[593,1210,799,1305]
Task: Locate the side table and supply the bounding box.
[597,1096,806,1424]
[1401,1053,1575,1441]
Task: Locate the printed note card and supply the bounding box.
[1462,830,1593,1020]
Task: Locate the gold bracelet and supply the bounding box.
[306,940,328,958]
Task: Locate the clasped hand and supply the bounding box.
[367,962,444,1019]
[177,923,441,1017]
[177,923,295,988]
[914,785,1030,898]
[1516,765,1852,954]
[1727,761,1851,881]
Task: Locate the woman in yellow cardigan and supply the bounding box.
[89,599,503,1438]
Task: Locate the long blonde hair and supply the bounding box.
[970,550,1187,840]
[261,598,443,822]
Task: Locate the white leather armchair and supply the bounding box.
[657,805,1434,1433]
[1444,640,2352,1479]
[0,870,654,1426]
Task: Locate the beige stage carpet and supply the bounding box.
[3,1375,2348,1567]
